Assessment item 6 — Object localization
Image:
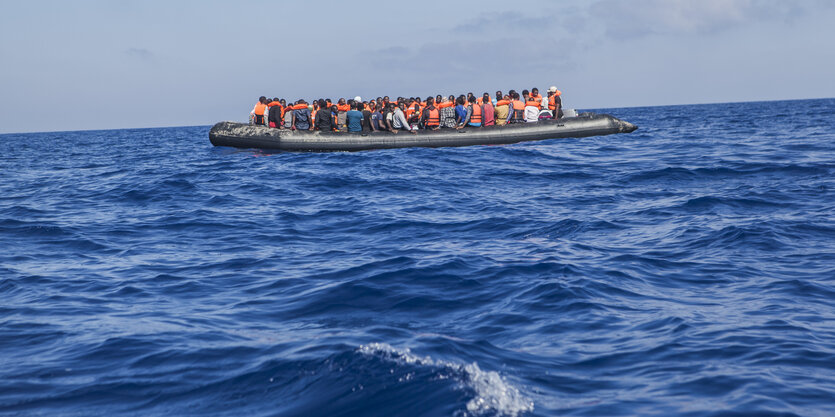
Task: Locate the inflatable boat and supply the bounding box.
[208,112,637,152]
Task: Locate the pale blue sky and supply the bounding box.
[1,0,834,133]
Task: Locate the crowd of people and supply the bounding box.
[249,86,564,134]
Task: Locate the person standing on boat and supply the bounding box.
[250,96,268,126]
[547,86,563,119]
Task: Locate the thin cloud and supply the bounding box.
[125,47,154,60]
[453,11,552,34]
[590,0,820,39]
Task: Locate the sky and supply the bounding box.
[1,0,834,133]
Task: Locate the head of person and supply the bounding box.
[426,97,434,106]
[512,92,520,100]
[280,99,286,106]
[338,98,346,105]
[468,96,477,104]
[331,105,338,113]
[347,99,355,107]
[259,96,267,104]
[548,86,558,95]
[483,93,491,103]
[448,95,455,102]
[522,89,529,98]
[318,99,327,109]
[532,88,539,96]
[436,95,443,103]
[496,91,503,101]
[456,96,465,106]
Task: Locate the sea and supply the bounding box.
[1,98,834,417]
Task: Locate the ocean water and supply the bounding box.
[1,98,834,417]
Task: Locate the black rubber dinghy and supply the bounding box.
[209,112,637,152]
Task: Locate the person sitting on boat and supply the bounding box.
[506,92,526,124]
[368,103,382,132]
[419,97,441,131]
[267,98,282,128]
[391,102,417,134]
[494,95,509,126]
[291,100,311,131]
[524,98,540,123]
[481,93,495,127]
[250,96,268,126]
[314,99,335,132]
[454,96,468,127]
[336,98,350,132]
[547,86,564,119]
[283,100,293,128]
[346,101,364,133]
[458,96,482,129]
[530,88,543,104]
[438,97,457,128]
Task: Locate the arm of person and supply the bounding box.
[506,103,514,123]
[462,106,472,125]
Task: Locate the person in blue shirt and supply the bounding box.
[345,102,364,132]
[454,96,467,127]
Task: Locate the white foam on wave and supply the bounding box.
[358,343,534,417]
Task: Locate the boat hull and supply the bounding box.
[208,113,637,152]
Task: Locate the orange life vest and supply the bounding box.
[337,104,350,112]
[548,95,561,111]
[254,103,267,116]
[496,99,510,107]
[438,101,454,109]
[470,103,482,124]
[525,101,541,109]
[425,107,440,126]
[511,100,526,121]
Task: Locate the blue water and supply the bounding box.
[2,99,834,417]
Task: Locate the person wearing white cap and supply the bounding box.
[547,86,563,119]
[354,96,362,103]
